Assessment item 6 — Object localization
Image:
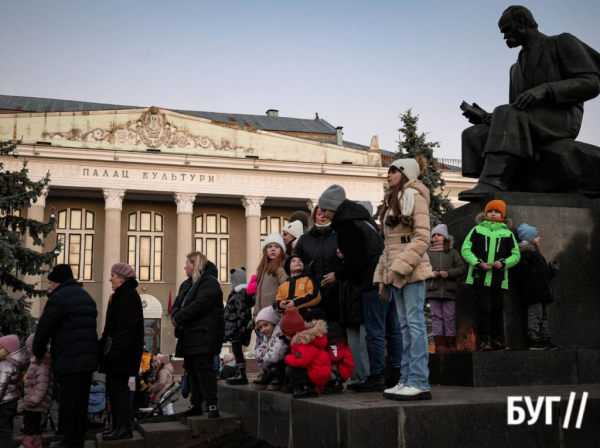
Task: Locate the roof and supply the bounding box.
[0,95,336,135]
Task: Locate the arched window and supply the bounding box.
[55,208,95,280]
[260,216,290,246]
[127,211,164,282]
[194,214,229,282]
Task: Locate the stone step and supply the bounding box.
[95,431,145,448]
[137,422,192,448]
[183,412,240,439]
[428,349,599,387]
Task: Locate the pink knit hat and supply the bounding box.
[0,335,21,354]
[158,354,171,365]
[246,274,257,295]
[111,263,137,280]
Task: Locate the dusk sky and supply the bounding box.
[1,0,599,158]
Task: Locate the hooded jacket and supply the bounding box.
[99,279,144,376]
[332,200,384,293]
[284,320,331,393]
[273,274,321,315]
[514,243,554,304]
[374,180,433,290]
[425,247,466,300]
[171,261,225,357]
[153,362,174,398]
[22,353,53,412]
[224,285,254,346]
[0,348,30,404]
[33,278,99,378]
[461,214,520,289]
[254,324,288,369]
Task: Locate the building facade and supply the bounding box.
[0,95,475,355]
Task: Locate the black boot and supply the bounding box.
[207,405,220,419]
[292,385,319,399]
[266,369,282,391]
[252,370,274,390]
[458,153,519,201]
[226,363,249,385]
[102,426,133,441]
[183,404,203,416]
[322,378,345,395]
[479,335,493,352]
[352,372,386,393]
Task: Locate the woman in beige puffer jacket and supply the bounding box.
[375,157,433,402]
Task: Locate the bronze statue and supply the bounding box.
[459,6,600,201]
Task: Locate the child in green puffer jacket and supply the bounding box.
[461,200,520,352]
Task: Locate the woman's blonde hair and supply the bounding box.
[187,251,207,283]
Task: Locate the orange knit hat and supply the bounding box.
[485,200,506,219]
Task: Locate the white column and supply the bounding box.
[24,186,49,318]
[241,196,265,275]
[100,188,125,330]
[306,199,319,212]
[174,193,196,287]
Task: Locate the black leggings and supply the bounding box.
[23,411,42,436]
[231,342,245,365]
[473,285,505,341]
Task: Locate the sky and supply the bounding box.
[1,0,600,159]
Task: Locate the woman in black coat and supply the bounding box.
[293,205,341,321]
[171,252,224,419]
[99,263,144,441]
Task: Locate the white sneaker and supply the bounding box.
[393,385,432,401]
[383,383,405,399]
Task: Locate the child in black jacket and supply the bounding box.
[515,224,560,350]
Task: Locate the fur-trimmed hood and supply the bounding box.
[290,319,328,348]
[519,242,538,252]
[475,213,513,228]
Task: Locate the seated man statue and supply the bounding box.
[459,5,600,201]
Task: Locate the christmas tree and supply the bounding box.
[0,140,58,339]
[395,109,454,226]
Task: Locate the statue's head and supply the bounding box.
[498,5,538,48]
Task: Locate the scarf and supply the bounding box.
[315,223,331,229]
[429,241,445,252]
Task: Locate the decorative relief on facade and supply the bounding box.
[42,107,255,153]
[103,188,126,210]
[140,294,163,319]
[306,199,319,212]
[241,196,265,217]
[367,134,382,167]
[174,192,196,214]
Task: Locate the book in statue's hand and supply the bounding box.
[460,101,489,125]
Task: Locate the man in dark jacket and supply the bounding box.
[319,185,401,392]
[33,264,98,448]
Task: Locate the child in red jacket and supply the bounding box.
[280,308,331,399]
[324,322,355,394]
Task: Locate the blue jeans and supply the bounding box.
[346,324,370,382]
[363,288,403,376]
[390,281,430,390]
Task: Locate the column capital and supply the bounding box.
[31,186,49,208]
[241,196,265,217]
[174,192,196,214]
[103,188,126,210]
[306,199,319,212]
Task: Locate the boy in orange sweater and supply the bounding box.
[273,255,321,318]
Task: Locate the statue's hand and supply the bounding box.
[514,85,550,111]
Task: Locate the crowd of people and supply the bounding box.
[0,156,561,448]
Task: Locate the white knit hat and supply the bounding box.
[282,220,303,239]
[261,232,286,254]
[390,158,420,181]
[255,306,281,326]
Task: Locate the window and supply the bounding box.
[195,214,229,282]
[55,208,95,280]
[128,211,164,282]
[260,216,290,245]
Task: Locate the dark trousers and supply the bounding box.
[185,355,218,407]
[473,285,505,341]
[285,366,313,391]
[231,342,245,365]
[23,411,42,436]
[58,372,92,448]
[0,401,18,448]
[106,373,132,429]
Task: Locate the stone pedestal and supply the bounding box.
[443,192,600,351]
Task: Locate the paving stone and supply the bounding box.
[184,412,239,439]
[137,422,191,448]
[95,431,145,448]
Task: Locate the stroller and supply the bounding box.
[88,381,109,427]
[136,382,181,421]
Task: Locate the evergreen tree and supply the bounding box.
[395,109,454,226]
[0,140,58,339]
